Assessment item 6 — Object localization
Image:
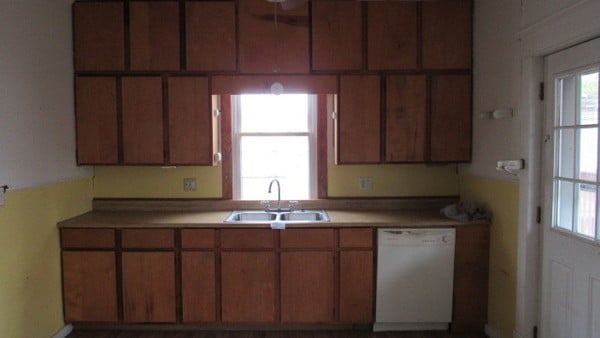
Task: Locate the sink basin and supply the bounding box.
[224,210,330,223]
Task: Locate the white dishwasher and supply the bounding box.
[374,228,455,332]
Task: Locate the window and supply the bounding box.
[552,68,599,240]
[232,94,317,200]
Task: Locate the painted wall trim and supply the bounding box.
[51,324,73,338]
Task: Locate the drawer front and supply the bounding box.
[339,228,373,248]
[280,229,334,249]
[221,229,274,249]
[121,229,174,249]
[181,229,215,249]
[61,228,115,249]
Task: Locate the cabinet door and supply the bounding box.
[122,77,164,164]
[312,1,362,71]
[338,75,381,164]
[367,2,417,70]
[181,252,217,322]
[186,1,236,71]
[422,0,472,69]
[339,250,373,323]
[280,251,334,323]
[62,251,117,322]
[122,252,176,323]
[430,75,471,162]
[385,75,426,162]
[167,77,212,165]
[75,77,118,164]
[453,225,489,332]
[238,0,309,73]
[129,2,180,71]
[221,252,276,323]
[73,2,124,71]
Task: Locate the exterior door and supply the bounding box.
[541,37,600,338]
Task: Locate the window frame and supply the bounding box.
[231,94,318,200]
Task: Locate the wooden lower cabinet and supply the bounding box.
[122,252,176,323]
[62,251,118,322]
[280,251,335,323]
[221,251,277,323]
[181,251,217,323]
[339,250,374,323]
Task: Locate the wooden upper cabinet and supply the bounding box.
[129,2,180,71]
[73,2,124,71]
[422,0,472,69]
[75,77,118,164]
[367,2,418,70]
[238,0,309,73]
[385,75,426,162]
[312,1,362,71]
[430,75,472,162]
[338,75,381,164]
[186,1,236,71]
[168,77,212,165]
[122,77,164,164]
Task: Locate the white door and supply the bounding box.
[541,37,600,338]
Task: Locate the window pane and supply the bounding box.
[240,94,309,133]
[558,76,576,126]
[579,72,598,125]
[557,129,575,178]
[578,127,597,181]
[240,136,309,200]
[575,183,596,238]
[555,180,574,231]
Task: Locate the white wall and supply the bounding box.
[0,0,91,191]
[461,0,523,181]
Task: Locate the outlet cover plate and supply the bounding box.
[183,178,197,191]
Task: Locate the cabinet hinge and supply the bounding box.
[539,82,544,101]
[536,206,541,224]
[331,111,338,120]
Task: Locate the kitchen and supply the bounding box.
[0,1,599,338]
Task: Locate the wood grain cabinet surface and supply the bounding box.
[339,250,373,323]
[238,0,309,73]
[181,251,217,323]
[186,1,236,71]
[73,2,124,71]
[129,2,180,71]
[338,75,381,164]
[311,1,362,71]
[385,75,427,162]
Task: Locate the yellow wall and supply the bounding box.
[94,166,222,198]
[328,164,459,197]
[459,175,519,338]
[93,164,458,199]
[0,178,93,338]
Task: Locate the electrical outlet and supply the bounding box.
[359,177,373,191]
[183,178,197,191]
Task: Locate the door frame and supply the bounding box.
[515,2,600,337]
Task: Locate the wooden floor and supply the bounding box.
[68,330,487,338]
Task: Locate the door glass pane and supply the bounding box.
[578,127,597,181]
[240,136,309,200]
[558,76,576,126]
[579,72,598,125]
[555,180,574,231]
[575,183,596,238]
[557,129,575,178]
[240,94,309,133]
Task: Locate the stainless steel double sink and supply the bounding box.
[224,209,330,223]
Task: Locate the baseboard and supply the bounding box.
[485,324,502,338]
[52,324,73,338]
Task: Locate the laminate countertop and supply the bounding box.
[58,209,482,228]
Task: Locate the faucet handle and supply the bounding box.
[288,200,299,211]
[260,200,271,211]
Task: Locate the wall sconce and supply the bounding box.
[478,108,513,120]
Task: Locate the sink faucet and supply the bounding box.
[268,179,281,211]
